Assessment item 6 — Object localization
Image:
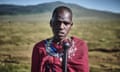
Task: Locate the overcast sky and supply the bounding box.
[0,0,120,13]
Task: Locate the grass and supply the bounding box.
[0,63,30,72]
[0,14,120,72]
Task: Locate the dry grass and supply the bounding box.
[0,14,120,72]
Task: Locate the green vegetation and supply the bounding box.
[0,13,120,72]
[1,1,120,20]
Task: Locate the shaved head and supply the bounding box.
[52,6,72,20]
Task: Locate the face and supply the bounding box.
[50,10,73,42]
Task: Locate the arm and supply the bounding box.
[81,41,89,72]
[68,40,89,72]
[31,44,40,72]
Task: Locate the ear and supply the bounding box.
[71,22,73,26]
[50,19,53,27]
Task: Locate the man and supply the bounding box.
[31,6,89,72]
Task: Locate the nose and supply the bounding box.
[60,22,64,29]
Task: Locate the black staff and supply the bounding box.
[62,42,70,72]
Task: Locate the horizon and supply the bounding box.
[0,0,120,13]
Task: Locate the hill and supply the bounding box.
[0,1,120,19]
[0,1,120,72]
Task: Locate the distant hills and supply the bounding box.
[0,1,120,19]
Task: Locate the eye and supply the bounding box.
[64,22,71,26]
[56,21,61,25]
[56,21,61,24]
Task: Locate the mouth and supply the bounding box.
[57,31,65,37]
[58,31,64,35]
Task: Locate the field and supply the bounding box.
[0,13,120,72]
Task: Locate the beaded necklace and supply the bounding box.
[45,37,77,60]
[45,38,63,58]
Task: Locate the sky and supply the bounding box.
[0,0,120,13]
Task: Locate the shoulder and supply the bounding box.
[71,36,88,54]
[34,40,45,48]
[71,36,87,46]
[32,39,47,55]
[33,39,47,52]
[33,38,52,50]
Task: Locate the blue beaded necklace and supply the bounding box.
[45,38,64,58]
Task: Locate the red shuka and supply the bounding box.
[31,36,89,72]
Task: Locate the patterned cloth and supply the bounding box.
[31,36,89,72]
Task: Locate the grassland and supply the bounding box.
[0,14,120,72]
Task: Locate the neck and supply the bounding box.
[52,37,68,44]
